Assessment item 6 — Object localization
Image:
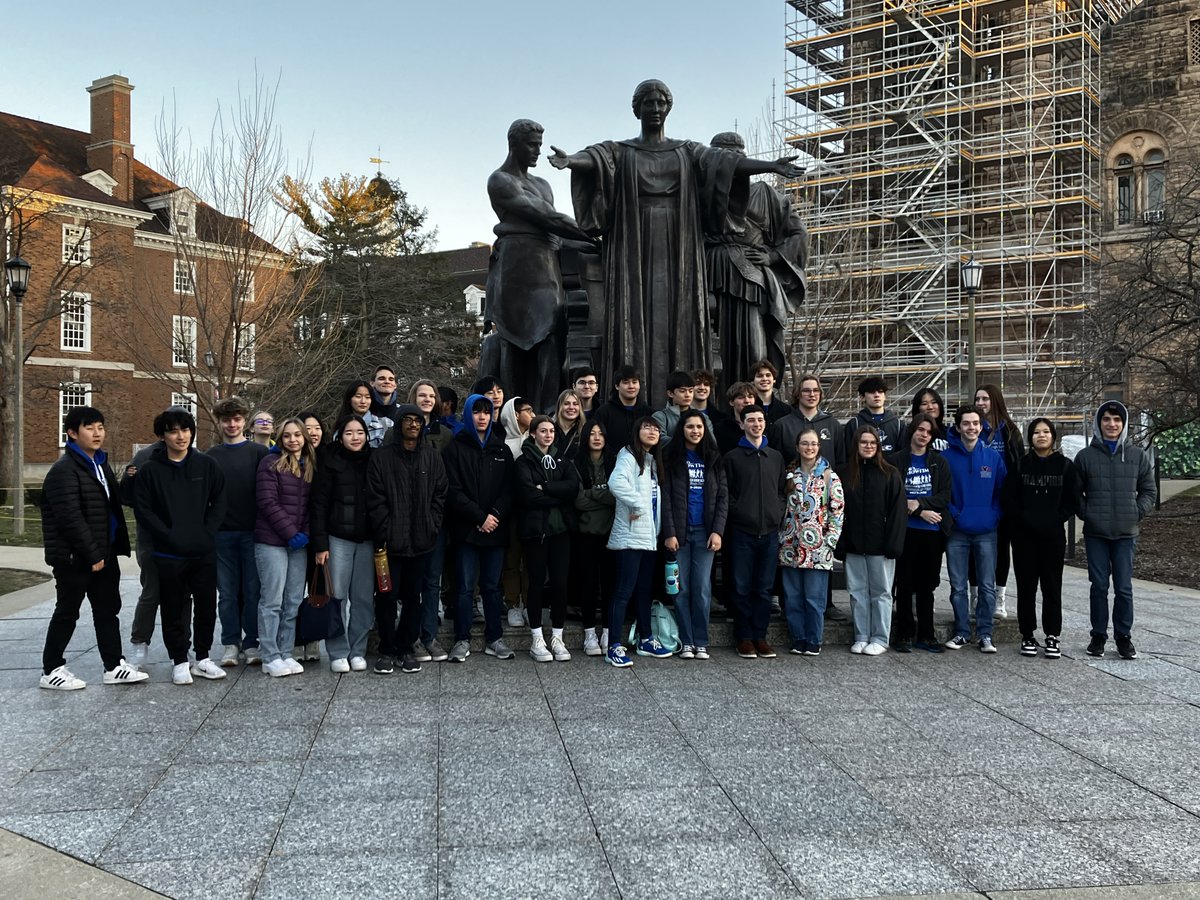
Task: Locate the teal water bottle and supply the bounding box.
[664,551,680,596]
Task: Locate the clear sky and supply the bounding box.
[1,1,786,250]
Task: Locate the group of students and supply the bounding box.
[36,360,1156,690]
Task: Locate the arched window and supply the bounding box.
[1145,149,1166,217]
[1115,154,1135,225]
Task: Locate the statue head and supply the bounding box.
[631,80,673,121]
[507,119,544,146]
[507,119,544,167]
[710,131,746,155]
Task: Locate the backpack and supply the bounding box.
[628,600,683,653]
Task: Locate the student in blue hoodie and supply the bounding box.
[942,404,1006,653]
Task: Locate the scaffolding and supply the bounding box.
[782,0,1133,420]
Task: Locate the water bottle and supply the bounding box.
[664,551,680,596]
[373,549,392,594]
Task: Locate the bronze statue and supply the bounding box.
[705,131,808,385]
[549,80,803,404]
[483,119,590,413]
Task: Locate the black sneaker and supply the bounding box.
[400,654,422,674]
[790,642,807,655]
[803,644,821,657]
[1020,637,1039,657]
[1086,635,1105,658]
[914,639,944,654]
[373,655,395,675]
[1115,635,1138,660]
[893,640,912,654]
[1043,636,1061,659]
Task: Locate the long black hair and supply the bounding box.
[909,387,946,437]
[336,379,374,424]
[843,424,896,491]
[626,416,661,475]
[661,409,721,471]
[572,419,616,487]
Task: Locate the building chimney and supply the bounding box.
[86,75,135,202]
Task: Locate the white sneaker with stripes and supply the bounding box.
[40,665,86,691]
[102,659,149,685]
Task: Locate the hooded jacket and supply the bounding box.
[572,449,617,536]
[42,442,131,569]
[135,444,227,558]
[834,461,907,559]
[942,427,1006,534]
[309,441,372,551]
[443,394,515,548]
[366,403,447,556]
[369,385,401,425]
[592,388,652,453]
[254,448,312,547]
[515,435,579,542]
[770,407,847,469]
[778,457,844,570]
[888,446,953,536]
[500,397,530,461]
[1004,449,1078,538]
[844,407,904,456]
[1074,400,1156,540]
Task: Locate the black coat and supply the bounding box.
[592,390,652,454]
[310,443,373,552]
[134,445,226,558]
[659,451,729,542]
[42,445,130,569]
[515,440,580,542]
[1003,450,1079,538]
[365,438,447,557]
[888,447,953,536]
[443,427,515,548]
[723,440,788,536]
[834,463,907,559]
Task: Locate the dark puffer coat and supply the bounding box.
[310,443,372,551]
[515,438,580,542]
[365,435,447,557]
[443,415,515,548]
[42,444,131,569]
[834,463,907,559]
[255,450,312,547]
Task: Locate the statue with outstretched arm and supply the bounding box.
[484,118,592,413]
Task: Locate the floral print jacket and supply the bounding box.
[778,458,845,571]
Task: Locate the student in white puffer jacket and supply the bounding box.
[605,417,674,667]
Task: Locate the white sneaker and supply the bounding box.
[263,659,291,678]
[582,629,603,657]
[330,658,350,673]
[172,662,193,685]
[850,641,867,654]
[600,628,610,656]
[243,646,263,665]
[219,644,240,667]
[995,585,1008,618]
[190,658,228,680]
[40,665,85,691]
[283,657,305,675]
[550,635,571,661]
[529,633,552,663]
[103,659,149,685]
[507,606,526,627]
[129,642,148,667]
[349,656,368,672]
[863,642,887,656]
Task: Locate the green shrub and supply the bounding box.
[1156,421,1200,477]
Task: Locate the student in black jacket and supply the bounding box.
[1005,417,1079,659]
[889,414,952,653]
[515,415,580,663]
[443,394,517,663]
[39,406,147,690]
[592,365,652,453]
[310,414,375,673]
[836,425,906,655]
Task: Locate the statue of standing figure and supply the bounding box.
[483,119,591,414]
[705,131,809,386]
[549,79,803,404]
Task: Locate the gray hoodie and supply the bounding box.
[1074,400,1156,540]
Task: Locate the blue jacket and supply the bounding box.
[943,428,1006,534]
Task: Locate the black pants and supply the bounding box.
[1012,527,1065,638]
[970,516,1012,588]
[156,554,218,665]
[523,533,570,630]
[130,539,159,645]
[893,528,944,643]
[375,552,428,658]
[43,557,124,674]
[569,532,613,630]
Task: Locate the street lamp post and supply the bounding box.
[5,256,31,537]
[960,255,983,398]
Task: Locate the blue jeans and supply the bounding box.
[215,530,260,649]
[781,567,829,648]
[844,554,895,646]
[1085,535,1135,638]
[674,525,715,648]
[420,529,446,644]
[324,535,375,659]
[728,528,778,641]
[609,549,655,645]
[947,530,997,639]
[455,543,505,644]
[254,544,307,663]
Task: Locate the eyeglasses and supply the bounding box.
[800,388,821,394]
[400,416,424,426]
[575,379,598,386]
[254,418,273,426]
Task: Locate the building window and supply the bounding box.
[174,259,196,294]
[1144,149,1166,220]
[238,273,255,304]
[1115,154,1134,226]
[170,391,198,418]
[172,315,197,366]
[62,225,91,266]
[1190,18,1200,66]
[238,323,256,372]
[59,383,93,447]
[60,292,92,352]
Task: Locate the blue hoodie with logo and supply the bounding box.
[943,426,1007,534]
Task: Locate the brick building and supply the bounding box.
[1,74,284,478]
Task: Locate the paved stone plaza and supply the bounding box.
[2,564,1200,899]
